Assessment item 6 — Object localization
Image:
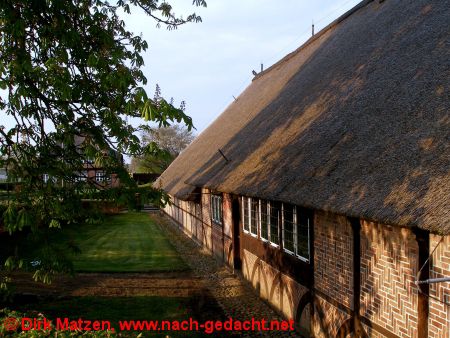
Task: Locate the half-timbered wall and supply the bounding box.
[162,192,450,338]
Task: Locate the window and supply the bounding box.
[281,204,311,261]
[250,198,258,236]
[260,200,269,241]
[242,196,258,235]
[283,204,295,254]
[240,195,310,261]
[43,174,57,184]
[211,194,223,225]
[95,171,110,182]
[76,170,88,182]
[296,209,311,261]
[242,197,250,232]
[269,201,281,246]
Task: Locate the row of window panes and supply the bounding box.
[211,195,223,225]
[241,197,310,262]
[43,172,111,183]
[95,171,111,182]
[77,172,111,182]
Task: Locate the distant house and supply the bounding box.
[42,135,123,188]
[156,1,450,337]
[76,155,122,188]
[75,134,123,188]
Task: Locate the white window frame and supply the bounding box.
[295,212,310,263]
[242,197,249,233]
[281,203,311,262]
[268,201,280,248]
[249,197,258,237]
[95,171,104,182]
[213,198,215,220]
[282,203,295,256]
[211,194,223,225]
[95,171,111,182]
[259,200,269,242]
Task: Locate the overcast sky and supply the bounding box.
[123,0,362,133]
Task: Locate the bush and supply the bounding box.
[81,200,122,216]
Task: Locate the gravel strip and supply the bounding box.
[152,213,304,338]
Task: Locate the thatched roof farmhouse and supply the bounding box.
[158,0,449,337]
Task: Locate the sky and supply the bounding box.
[0,0,363,147]
[123,0,363,133]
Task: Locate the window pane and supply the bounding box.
[96,171,105,182]
[283,204,295,253]
[243,197,249,232]
[211,195,223,224]
[260,200,269,240]
[211,196,214,221]
[218,196,223,224]
[214,197,218,222]
[250,198,258,235]
[216,197,219,222]
[296,211,310,260]
[269,201,280,245]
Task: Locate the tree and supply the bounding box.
[131,124,195,174]
[0,0,206,284]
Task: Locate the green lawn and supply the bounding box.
[0,212,188,272]
[0,213,230,337]
[66,212,188,272]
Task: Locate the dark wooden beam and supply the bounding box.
[349,217,367,337]
[310,211,315,335]
[414,228,429,338]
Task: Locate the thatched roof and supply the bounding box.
[157,0,450,234]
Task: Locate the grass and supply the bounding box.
[0,213,228,337]
[0,212,188,272]
[63,212,188,272]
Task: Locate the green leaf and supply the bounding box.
[17,208,32,230]
[49,219,61,229]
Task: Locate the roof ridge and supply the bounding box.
[253,0,375,81]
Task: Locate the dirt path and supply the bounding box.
[8,271,204,298]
